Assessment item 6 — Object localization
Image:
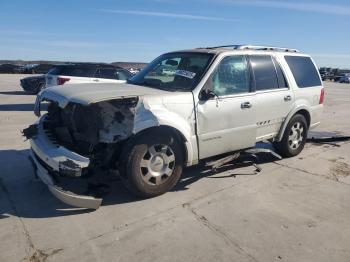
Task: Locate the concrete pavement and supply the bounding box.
[0,74,349,262]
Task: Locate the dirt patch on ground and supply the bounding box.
[330,161,350,181]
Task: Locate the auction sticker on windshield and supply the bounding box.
[175,70,196,79]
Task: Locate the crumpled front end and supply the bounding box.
[26,95,141,209]
[26,116,102,209]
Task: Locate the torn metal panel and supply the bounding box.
[43,96,165,149]
[206,153,240,169]
[22,124,38,140]
[97,99,138,143]
[244,148,282,160]
[59,159,82,177]
[205,147,282,173]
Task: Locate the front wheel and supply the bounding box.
[121,132,184,198]
[274,114,308,158]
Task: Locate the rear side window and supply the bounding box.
[250,55,279,91]
[285,56,321,87]
[116,69,131,80]
[272,57,288,88]
[98,68,132,80]
[60,66,97,77]
[99,68,117,79]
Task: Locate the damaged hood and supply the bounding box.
[39,82,170,108]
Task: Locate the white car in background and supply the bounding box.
[45,63,132,88]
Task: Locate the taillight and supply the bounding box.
[319,88,325,104]
[57,77,70,85]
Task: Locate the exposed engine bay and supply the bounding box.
[43,97,139,169]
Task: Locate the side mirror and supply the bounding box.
[199,89,216,101]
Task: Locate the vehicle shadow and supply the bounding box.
[0,147,277,219]
[0,104,35,111]
[0,103,47,111]
[0,91,34,96]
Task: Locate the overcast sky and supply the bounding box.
[0,0,349,68]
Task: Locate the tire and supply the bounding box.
[121,131,184,198]
[274,114,308,158]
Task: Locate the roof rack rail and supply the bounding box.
[202,44,299,53]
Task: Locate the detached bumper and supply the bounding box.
[28,116,102,209]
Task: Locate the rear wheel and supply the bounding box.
[274,114,308,158]
[121,131,184,198]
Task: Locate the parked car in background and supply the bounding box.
[128,67,141,75]
[319,67,332,81]
[0,63,21,73]
[25,45,324,209]
[45,63,132,88]
[334,73,350,82]
[339,74,350,83]
[18,63,56,74]
[20,75,46,94]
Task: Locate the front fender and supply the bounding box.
[133,100,197,166]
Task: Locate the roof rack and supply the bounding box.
[203,44,300,53]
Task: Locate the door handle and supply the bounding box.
[93,79,99,82]
[241,101,252,109]
[284,95,292,101]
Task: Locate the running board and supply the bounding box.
[205,148,282,171]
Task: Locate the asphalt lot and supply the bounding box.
[0,74,350,262]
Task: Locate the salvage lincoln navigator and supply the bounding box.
[24,45,324,209]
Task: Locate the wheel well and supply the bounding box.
[295,109,311,127]
[276,109,311,143]
[131,126,188,163]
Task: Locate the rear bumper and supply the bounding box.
[29,116,102,209]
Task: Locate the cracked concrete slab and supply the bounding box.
[0,75,350,262]
[187,165,350,262]
[49,207,258,262]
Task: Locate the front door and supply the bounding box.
[195,55,257,159]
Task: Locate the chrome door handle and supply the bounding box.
[241,101,252,109]
[284,95,292,101]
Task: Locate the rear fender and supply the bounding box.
[276,105,310,142]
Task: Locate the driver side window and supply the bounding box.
[208,55,250,96]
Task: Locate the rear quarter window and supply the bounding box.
[285,56,321,88]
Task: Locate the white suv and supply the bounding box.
[45,63,132,88]
[25,45,324,208]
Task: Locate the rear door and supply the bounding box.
[249,55,294,141]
